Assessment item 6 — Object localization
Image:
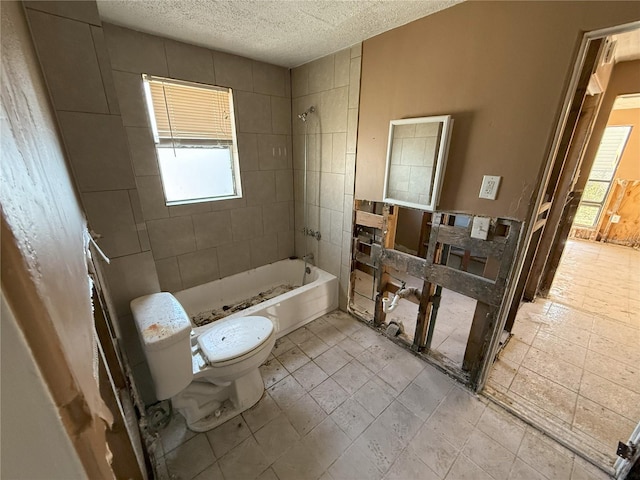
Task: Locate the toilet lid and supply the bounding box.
[197,316,274,364]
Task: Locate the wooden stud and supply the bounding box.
[413,280,435,351]
[355,210,384,229]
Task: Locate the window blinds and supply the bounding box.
[145,76,234,142]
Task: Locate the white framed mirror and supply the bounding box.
[383,115,453,211]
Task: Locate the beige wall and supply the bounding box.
[356,1,640,221]
[607,108,640,180]
[1,1,111,476]
[291,45,361,309]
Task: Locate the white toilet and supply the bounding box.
[130,292,276,432]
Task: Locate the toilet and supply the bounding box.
[130,292,276,432]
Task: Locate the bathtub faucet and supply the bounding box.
[302,227,322,241]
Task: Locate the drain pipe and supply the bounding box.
[382,285,422,313]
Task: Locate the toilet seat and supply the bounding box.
[197,316,274,366]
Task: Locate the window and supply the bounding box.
[142,75,242,205]
[574,125,632,228]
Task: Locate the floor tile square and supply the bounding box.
[338,336,366,357]
[330,397,374,440]
[508,458,547,480]
[165,434,216,480]
[192,462,224,480]
[579,371,640,422]
[314,324,347,346]
[268,374,305,410]
[445,454,493,480]
[572,396,636,452]
[255,468,279,480]
[516,430,574,480]
[310,377,349,414]
[353,377,396,417]
[218,436,270,480]
[259,356,288,388]
[328,443,383,480]
[397,382,442,420]
[303,417,352,470]
[375,400,422,445]
[278,346,310,373]
[284,393,327,436]
[242,391,281,433]
[409,424,459,478]
[299,334,331,359]
[521,346,583,392]
[354,419,405,473]
[477,404,526,454]
[253,414,300,462]
[314,344,352,375]
[272,336,296,357]
[462,428,515,480]
[292,360,329,391]
[385,448,439,480]
[510,368,577,424]
[272,443,324,480]
[287,327,314,345]
[331,358,372,394]
[160,413,197,455]
[205,416,251,458]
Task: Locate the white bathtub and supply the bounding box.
[175,259,338,338]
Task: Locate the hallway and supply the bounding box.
[487,239,640,468]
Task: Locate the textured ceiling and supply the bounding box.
[96,0,462,68]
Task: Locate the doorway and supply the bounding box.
[484,24,640,475]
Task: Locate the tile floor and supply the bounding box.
[487,239,640,467]
[154,309,610,480]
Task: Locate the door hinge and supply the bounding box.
[617,440,637,460]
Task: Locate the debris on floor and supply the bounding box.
[191,284,295,326]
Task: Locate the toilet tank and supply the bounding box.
[130,293,193,400]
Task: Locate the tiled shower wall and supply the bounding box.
[102,24,294,296]
[291,45,361,309]
[25,2,294,404]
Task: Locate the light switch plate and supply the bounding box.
[479,175,501,200]
[471,217,491,240]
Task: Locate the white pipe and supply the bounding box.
[382,293,400,313]
[382,287,422,313]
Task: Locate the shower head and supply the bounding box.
[298,106,316,122]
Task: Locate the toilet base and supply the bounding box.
[172,368,265,432]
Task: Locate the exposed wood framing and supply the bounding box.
[417,213,432,258]
[597,179,628,240]
[383,205,398,249]
[355,210,384,229]
[524,41,603,300]
[361,206,523,388]
[414,280,435,351]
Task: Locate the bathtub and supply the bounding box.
[175,258,338,338]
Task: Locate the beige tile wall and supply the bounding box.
[291,45,362,310]
[101,23,294,294]
[24,2,294,405]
